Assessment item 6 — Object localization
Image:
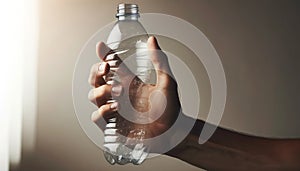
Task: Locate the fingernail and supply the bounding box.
[107,60,118,67]
[106,53,116,60]
[110,102,118,109]
[112,85,122,96]
[98,63,105,73]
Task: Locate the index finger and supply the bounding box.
[96,42,112,60]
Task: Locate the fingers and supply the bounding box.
[88,84,112,107]
[91,102,118,129]
[88,83,123,106]
[96,41,134,81]
[96,42,112,60]
[147,36,174,88]
[88,62,110,88]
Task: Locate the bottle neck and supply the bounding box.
[117,14,139,21]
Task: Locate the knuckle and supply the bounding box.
[88,74,94,86]
[88,64,97,85]
[88,63,101,86]
[91,110,99,123]
[92,63,99,72]
[88,89,95,102]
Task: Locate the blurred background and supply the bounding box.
[1,0,299,171]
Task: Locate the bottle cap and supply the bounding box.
[116,3,139,17]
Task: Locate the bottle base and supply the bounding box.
[103,143,148,165]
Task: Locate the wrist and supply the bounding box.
[165,132,189,157]
[165,114,204,157]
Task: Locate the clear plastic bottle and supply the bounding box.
[103,4,153,165]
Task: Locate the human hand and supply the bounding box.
[88,36,181,152]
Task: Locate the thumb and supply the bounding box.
[147,36,173,88]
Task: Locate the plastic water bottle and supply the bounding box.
[103,3,153,165]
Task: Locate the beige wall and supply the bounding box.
[21,0,300,171]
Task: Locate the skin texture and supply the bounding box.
[88,36,300,170]
[88,36,181,152]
